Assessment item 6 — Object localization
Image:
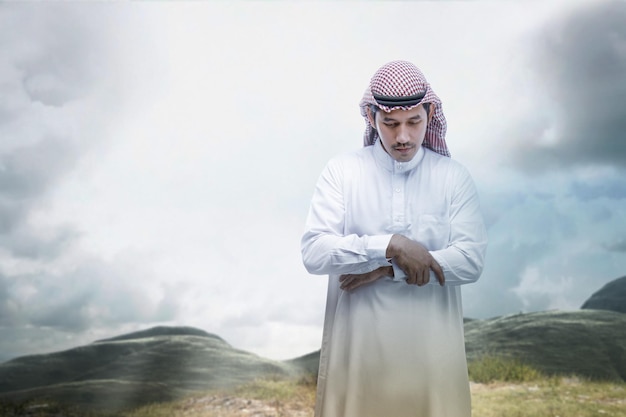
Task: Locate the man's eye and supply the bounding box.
[384,123,398,128]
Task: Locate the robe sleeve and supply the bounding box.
[429,164,487,286]
[301,158,394,276]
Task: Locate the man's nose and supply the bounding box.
[396,124,410,143]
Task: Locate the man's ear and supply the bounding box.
[366,107,377,128]
[427,103,435,122]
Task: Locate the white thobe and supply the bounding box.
[301,142,487,417]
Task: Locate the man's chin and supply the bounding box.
[393,150,416,162]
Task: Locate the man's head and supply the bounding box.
[359,60,450,158]
[367,103,434,162]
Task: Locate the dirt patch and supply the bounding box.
[181,395,313,417]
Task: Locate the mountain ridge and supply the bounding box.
[1,275,625,412]
[0,325,302,412]
[94,325,225,344]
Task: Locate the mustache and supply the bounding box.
[392,144,415,150]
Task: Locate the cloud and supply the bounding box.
[0,250,182,363]
[464,1,626,319]
[511,267,576,311]
[1,258,177,331]
[0,138,77,238]
[505,0,626,172]
[464,164,626,319]
[0,5,111,247]
[0,5,184,360]
[603,238,626,253]
[569,175,626,201]
[1,0,623,364]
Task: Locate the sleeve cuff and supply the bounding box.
[430,251,449,273]
[391,260,407,282]
[365,234,394,262]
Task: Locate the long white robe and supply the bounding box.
[301,142,487,417]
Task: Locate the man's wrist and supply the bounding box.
[384,265,394,278]
[386,234,404,259]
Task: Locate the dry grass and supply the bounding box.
[3,370,624,417]
[125,376,316,417]
[468,355,543,383]
[124,376,626,417]
[471,377,626,417]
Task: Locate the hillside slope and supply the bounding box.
[0,326,300,412]
[2,309,625,412]
[289,310,626,382]
[464,310,626,381]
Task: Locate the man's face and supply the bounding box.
[370,104,430,163]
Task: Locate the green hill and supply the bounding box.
[581,276,626,314]
[2,308,625,413]
[464,309,626,381]
[0,326,301,412]
[285,350,321,376]
[289,310,626,382]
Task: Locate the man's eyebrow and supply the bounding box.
[382,114,423,122]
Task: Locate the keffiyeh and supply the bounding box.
[359,60,450,157]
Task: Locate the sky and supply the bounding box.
[1,0,625,363]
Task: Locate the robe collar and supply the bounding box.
[373,139,425,173]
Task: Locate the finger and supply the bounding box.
[343,277,363,291]
[340,276,353,290]
[431,263,445,286]
[418,269,428,286]
[414,270,422,286]
[411,273,422,286]
[344,280,360,291]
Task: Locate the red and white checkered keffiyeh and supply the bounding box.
[359,60,450,157]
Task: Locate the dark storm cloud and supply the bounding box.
[509,0,626,171]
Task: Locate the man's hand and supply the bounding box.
[386,235,445,286]
[340,266,393,291]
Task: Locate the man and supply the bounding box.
[301,60,487,417]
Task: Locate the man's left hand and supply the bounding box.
[339,266,393,291]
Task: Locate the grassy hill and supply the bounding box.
[0,326,301,412]
[288,310,626,382]
[1,309,625,413]
[464,309,626,381]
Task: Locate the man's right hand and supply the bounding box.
[386,234,445,286]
